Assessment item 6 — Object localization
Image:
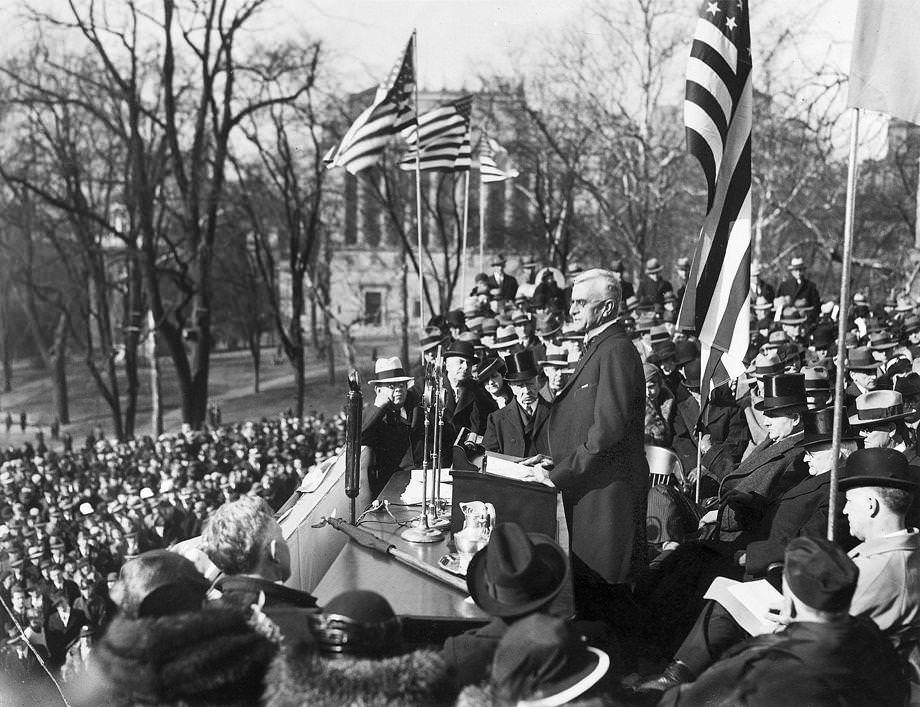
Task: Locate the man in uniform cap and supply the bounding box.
[659,537,907,706]
[776,255,821,310]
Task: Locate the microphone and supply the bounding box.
[344,370,362,524]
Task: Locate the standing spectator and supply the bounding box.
[4,412,12,433]
[18,412,26,433]
[776,256,821,310]
[644,363,675,447]
[488,254,518,301]
[637,258,674,306]
[45,592,85,671]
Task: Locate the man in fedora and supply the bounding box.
[658,537,907,706]
[777,255,820,310]
[675,256,691,303]
[488,254,518,301]
[850,390,915,462]
[360,357,421,498]
[845,346,883,408]
[842,448,920,683]
[536,269,648,609]
[610,259,634,305]
[750,262,775,305]
[482,351,551,458]
[778,306,807,344]
[441,340,496,439]
[441,522,568,689]
[637,257,674,306]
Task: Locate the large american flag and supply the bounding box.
[325,36,415,175]
[678,0,752,403]
[398,95,472,171]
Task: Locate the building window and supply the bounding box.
[364,290,383,326]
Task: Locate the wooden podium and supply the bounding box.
[450,443,566,545]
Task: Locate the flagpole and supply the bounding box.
[412,29,425,333]
[478,178,485,274]
[460,169,471,300]
[828,107,861,543]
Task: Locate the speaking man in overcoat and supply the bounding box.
[536,269,648,596]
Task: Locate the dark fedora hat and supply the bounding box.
[681,357,701,390]
[868,330,898,351]
[504,350,541,383]
[809,323,836,349]
[475,356,506,381]
[902,314,920,335]
[466,522,567,618]
[535,313,562,338]
[444,340,477,361]
[895,372,920,400]
[801,406,858,448]
[848,390,911,427]
[490,613,609,706]
[839,447,918,491]
[778,306,807,325]
[754,373,807,415]
[846,346,879,372]
[673,339,699,367]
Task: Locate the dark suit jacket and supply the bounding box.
[741,472,840,575]
[776,276,820,309]
[718,432,808,540]
[361,389,420,497]
[489,273,519,301]
[441,617,509,690]
[46,608,86,667]
[660,618,907,707]
[482,398,551,458]
[636,276,674,305]
[444,379,497,438]
[548,324,648,583]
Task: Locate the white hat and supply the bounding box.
[78,502,94,517]
[368,357,414,385]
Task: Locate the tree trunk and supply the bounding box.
[324,308,335,385]
[293,345,305,418]
[50,314,69,424]
[0,292,11,393]
[250,335,261,394]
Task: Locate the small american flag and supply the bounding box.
[678,0,752,402]
[477,132,518,183]
[326,36,415,174]
[399,96,472,171]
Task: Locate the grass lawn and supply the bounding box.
[0,337,408,446]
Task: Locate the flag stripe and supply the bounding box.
[399,97,473,172]
[679,0,752,402]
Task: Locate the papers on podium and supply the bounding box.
[482,452,540,481]
[703,577,783,636]
[400,468,453,505]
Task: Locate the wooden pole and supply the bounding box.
[412,30,425,333]
[478,178,486,274]
[828,108,861,542]
[460,169,471,300]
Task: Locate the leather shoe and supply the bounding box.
[631,660,695,693]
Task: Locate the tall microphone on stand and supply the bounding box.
[344,370,362,525]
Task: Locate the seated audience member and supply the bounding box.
[658,537,907,706]
[644,363,675,447]
[638,448,919,697]
[457,613,612,707]
[202,496,317,615]
[263,590,453,706]
[442,522,568,688]
[482,351,552,458]
[72,550,276,706]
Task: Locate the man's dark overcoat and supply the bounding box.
[548,324,648,584]
[481,398,551,458]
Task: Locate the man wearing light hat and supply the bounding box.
[637,257,674,306]
[360,357,420,498]
[488,254,518,301]
[659,537,907,706]
[776,255,820,310]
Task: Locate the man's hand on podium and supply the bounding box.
[520,454,555,487]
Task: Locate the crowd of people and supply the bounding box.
[1,251,919,705]
[0,411,346,697]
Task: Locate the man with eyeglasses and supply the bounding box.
[360,357,420,499]
[529,268,648,619]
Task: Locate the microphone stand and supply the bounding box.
[344,370,362,525]
[430,352,449,528]
[402,350,444,543]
